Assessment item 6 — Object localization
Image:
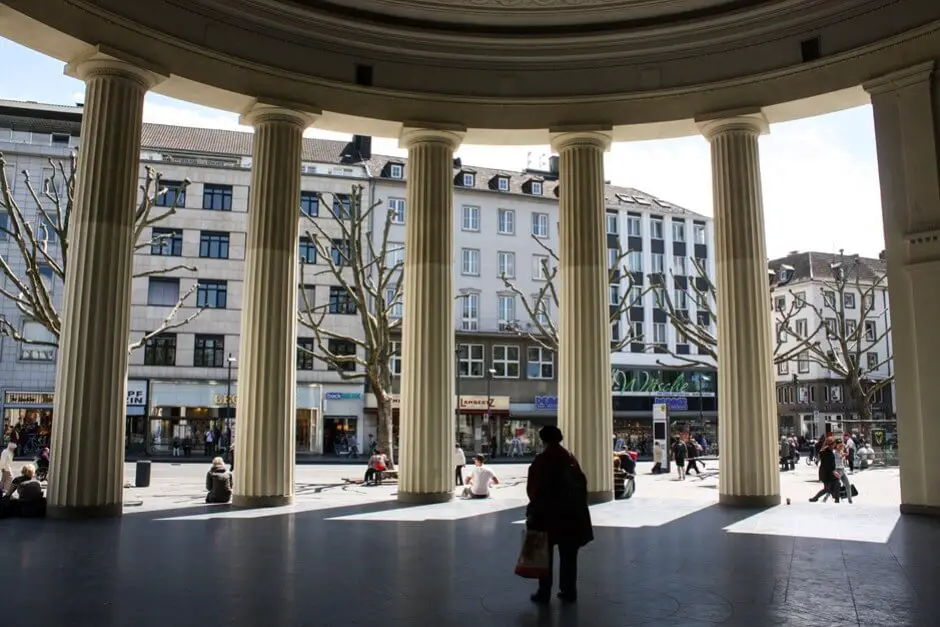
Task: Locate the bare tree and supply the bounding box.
[775,251,893,421]
[653,258,813,368]
[500,235,642,351]
[0,152,203,353]
[297,185,402,465]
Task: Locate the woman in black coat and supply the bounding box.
[809,437,840,503]
[526,425,594,603]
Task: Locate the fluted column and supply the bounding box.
[47,54,161,519]
[397,127,464,504]
[551,130,613,504]
[865,62,940,518]
[233,103,316,507]
[698,112,779,507]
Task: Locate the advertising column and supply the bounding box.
[653,402,669,473]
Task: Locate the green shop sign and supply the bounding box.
[611,367,716,397]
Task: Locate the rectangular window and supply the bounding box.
[609,284,620,306]
[774,295,786,312]
[846,320,857,337]
[672,220,685,242]
[199,231,230,259]
[650,218,664,239]
[777,323,788,343]
[611,319,622,343]
[606,213,618,235]
[532,212,549,238]
[299,237,317,264]
[298,284,316,310]
[627,251,643,273]
[674,289,688,310]
[627,215,641,237]
[844,292,856,309]
[867,352,879,371]
[332,194,352,219]
[0,212,8,240]
[532,255,549,280]
[795,318,808,338]
[193,334,225,368]
[628,285,643,306]
[390,341,402,376]
[497,295,515,326]
[862,293,874,311]
[865,320,877,341]
[147,277,180,306]
[388,197,406,224]
[156,180,186,208]
[492,345,520,378]
[51,133,70,145]
[531,181,543,195]
[673,255,686,275]
[536,296,551,326]
[462,248,480,275]
[458,344,484,377]
[385,288,403,318]
[824,317,837,338]
[461,294,479,331]
[19,322,56,361]
[202,184,233,211]
[462,172,475,187]
[329,286,358,314]
[793,291,806,309]
[651,253,665,274]
[151,228,183,256]
[608,248,619,270]
[144,333,177,366]
[498,209,515,235]
[498,177,510,192]
[389,163,404,179]
[777,360,789,375]
[693,223,707,245]
[823,290,835,308]
[327,339,357,372]
[197,280,228,309]
[798,351,810,373]
[386,242,405,269]
[331,239,350,266]
[527,346,554,379]
[297,338,315,371]
[631,321,643,340]
[462,205,480,231]
[300,191,319,217]
[653,322,667,344]
[497,251,515,278]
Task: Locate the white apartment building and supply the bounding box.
[769,251,895,440]
[0,99,715,458]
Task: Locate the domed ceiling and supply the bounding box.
[293,0,768,30]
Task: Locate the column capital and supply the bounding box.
[239,100,320,128]
[696,110,769,141]
[549,129,612,153]
[399,126,465,151]
[863,61,935,96]
[65,46,165,90]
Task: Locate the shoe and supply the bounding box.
[530,592,551,604]
[809,497,818,502]
[557,592,577,603]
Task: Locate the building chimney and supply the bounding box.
[549,156,559,173]
[351,135,372,159]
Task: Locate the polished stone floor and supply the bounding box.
[2,463,937,627]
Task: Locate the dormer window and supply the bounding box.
[389,163,403,179]
[498,177,510,192]
[463,172,475,187]
[531,181,542,195]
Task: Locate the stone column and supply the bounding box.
[47,54,161,519]
[865,62,940,517]
[233,103,316,507]
[698,112,780,507]
[551,130,614,504]
[397,127,463,504]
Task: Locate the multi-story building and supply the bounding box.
[0,99,715,459]
[769,251,895,441]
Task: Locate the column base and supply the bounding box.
[46,502,123,520]
[587,490,614,505]
[900,503,940,518]
[233,494,294,508]
[719,493,780,508]
[397,491,454,505]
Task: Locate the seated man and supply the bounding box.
[364,450,388,485]
[462,455,498,499]
[1,464,45,518]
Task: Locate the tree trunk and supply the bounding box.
[376,398,396,468]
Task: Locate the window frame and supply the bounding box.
[196,279,228,309]
[199,231,231,260]
[327,339,357,372]
[388,197,406,224]
[461,248,481,276]
[193,334,226,368]
[144,333,177,366]
[389,163,404,179]
[777,360,789,375]
[151,227,183,257]
[672,220,686,242]
[297,338,315,371]
[650,217,664,240]
[797,351,810,374]
[526,346,554,380]
[844,292,856,309]
[532,212,549,238]
[652,322,667,344]
[300,191,319,217]
[497,251,515,279]
[497,208,515,235]
[155,180,186,208]
[461,293,480,331]
[461,205,481,232]
[298,236,317,264]
[328,286,358,315]
[497,295,515,326]
[531,181,543,195]
[147,277,181,307]
[202,184,233,212]
[864,320,877,342]
[492,344,520,378]
[606,213,618,235]
[627,215,641,237]
[532,255,549,280]
[497,177,510,192]
[693,223,707,245]
[458,343,485,377]
[462,172,475,187]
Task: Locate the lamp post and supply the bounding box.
[455,345,464,443]
[226,353,236,449]
[487,367,496,457]
[698,373,710,426]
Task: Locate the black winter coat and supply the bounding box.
[526,444,594,548]
[818,449,837,483]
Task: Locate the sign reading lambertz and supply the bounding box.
[387,395,510,411]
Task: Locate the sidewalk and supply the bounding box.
[122,453,540,465]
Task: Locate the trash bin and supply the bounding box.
[135,460,151,488]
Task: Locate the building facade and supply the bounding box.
[769,251,895,442]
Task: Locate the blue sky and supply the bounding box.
[0,38,885,258]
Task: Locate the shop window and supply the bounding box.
[197,279,228,309]
[151,228,183,256]
[145,334,177,366]
[492,345,520,378]
[300,191,319,217]
[458,343,484,377]
[148,277,180,306]
[193,334,225,367]
[156,180,186,208]
[297,338,315,370]
[329,286,357,314]
[527,346,554,379]
[199,231,230,259]
[327,339,357,372]
[202,184,232,211]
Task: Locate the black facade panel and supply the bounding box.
[695,277,709,292]
[630,343,645,354]
[697,312,711,326]
[674,276,688,290]
[627,236,643,251]
[653,309,666,323]
[631,272,644,286]
[607,234,620,249]
[677,345,691,355]
[629,307,645,322]
[695,244,708,258]
[673,242,687,257]
[651,239,665,254]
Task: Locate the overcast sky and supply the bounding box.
[0,37,886,259]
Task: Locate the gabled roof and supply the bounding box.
[769,251,886,284]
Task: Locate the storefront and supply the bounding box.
[149,381,237,455]
[454,395,510,456]
[321,387,364,455]
[2,390,54,455]
[125,380,149,454]
[296,385,322,454]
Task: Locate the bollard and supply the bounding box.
[135,460,151,488]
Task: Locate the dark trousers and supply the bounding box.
[538,543,579,596]
[364,468,383,484]
[455,465,464,487]
[811,481,840,502]
[848,451,855,472]
[685,459,701,474]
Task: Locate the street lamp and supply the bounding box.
[455,345,465,442]
[698,373,710,426]
[226,353,236,448]
[487,367,497,457]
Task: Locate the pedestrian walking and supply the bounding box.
[454,443,466,487]
[672,438,687,480]
[0,443,16,495]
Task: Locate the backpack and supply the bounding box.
[674,441,687,457]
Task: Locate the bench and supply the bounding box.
[343,468,399,485]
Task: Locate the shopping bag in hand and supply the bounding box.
[514,529,550,579]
